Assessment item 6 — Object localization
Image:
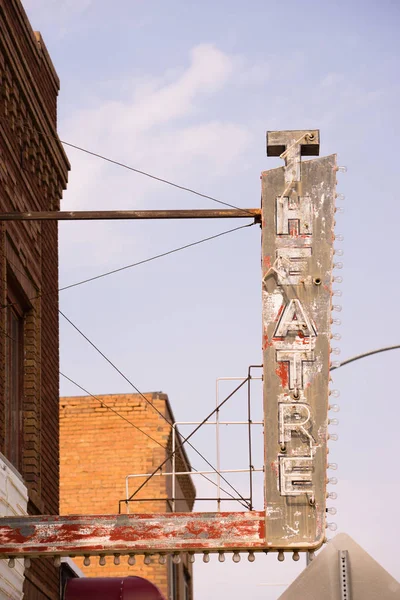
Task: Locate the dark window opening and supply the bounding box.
[4,274,28,473]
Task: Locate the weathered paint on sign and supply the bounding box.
[262,130,336,549]
[0,512,265,557]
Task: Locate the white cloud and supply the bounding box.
[58,44,255,274]
[62,44,236,141]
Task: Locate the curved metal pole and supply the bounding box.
[330,344,400,371]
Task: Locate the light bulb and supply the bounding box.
[327,507,337,515]
[203,552,210,563]
[188,553,195,564]
[331,347,340,355]
[233,552,241,563]
[218,552,225,563]
[334,250,344,258]
[329,433,339,441]
[335,207,345,214]
[329,404,340,412]
[99,555,106,566]
[114,554,121,566]
[83,556,91,566]
[330,389,340,397]
[128,554,136,566]
[54,556,61,568]
[337,166,347,173]
[328,477,338,485]
[333,275,343,283]
[336,193,345,201]
[327,492,338,500]
[332,289,342,296]
[159,554,167,565]
[335,235,344,242]
[172,554,181,564]
[328,463,338,470]
[329,418,339,426]
[326,522,338,531]
[144,554,152,565]
[334,262,343,269]
[292,551,300,562]
[332,304,342,312]
[8,558,15,569]
[277,551,285,562]
[248,551,255,562]
[331,318,341,326]
[331,361,341,368]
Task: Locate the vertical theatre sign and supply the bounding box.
[262,130,336,549]
[0,129,338,559]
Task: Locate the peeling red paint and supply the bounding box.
[0,512,267,556]
[263,332,272,350]
[263,255,271,269]
[275,362,289,388]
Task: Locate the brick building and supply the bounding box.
[60,392,196,600]
[0,1,69,598]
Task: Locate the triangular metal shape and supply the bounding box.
[278,533,400,599]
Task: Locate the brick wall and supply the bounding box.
[0,1,69,598]
[60,393,196,599]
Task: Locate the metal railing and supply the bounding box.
[124,372,264,513]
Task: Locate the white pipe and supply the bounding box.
[126,468,263,480]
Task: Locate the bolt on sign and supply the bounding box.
[262,130,336,549]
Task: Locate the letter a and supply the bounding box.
[274,299,317,338]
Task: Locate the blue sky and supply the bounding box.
[24,0,400,597]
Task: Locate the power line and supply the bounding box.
[4,223,254,505]
[59,310,168,422]
[2,222,255,310]
[60,372,247,507]
[1,115,253,215]
[60,372,165,448]
[59,222,255,291]
[0,317,247,508]
[59,310,251,508]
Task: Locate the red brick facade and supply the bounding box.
[0,1,69,598]
[60,393,196,600]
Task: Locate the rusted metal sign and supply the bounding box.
[0,129,337,560]
[0,512,265,557]
[262,130,336,549]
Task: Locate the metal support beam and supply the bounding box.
[0,208,260,221]
[0,512,266,558]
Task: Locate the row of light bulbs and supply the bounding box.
[326,165,347,534]
[6,549,311,569]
